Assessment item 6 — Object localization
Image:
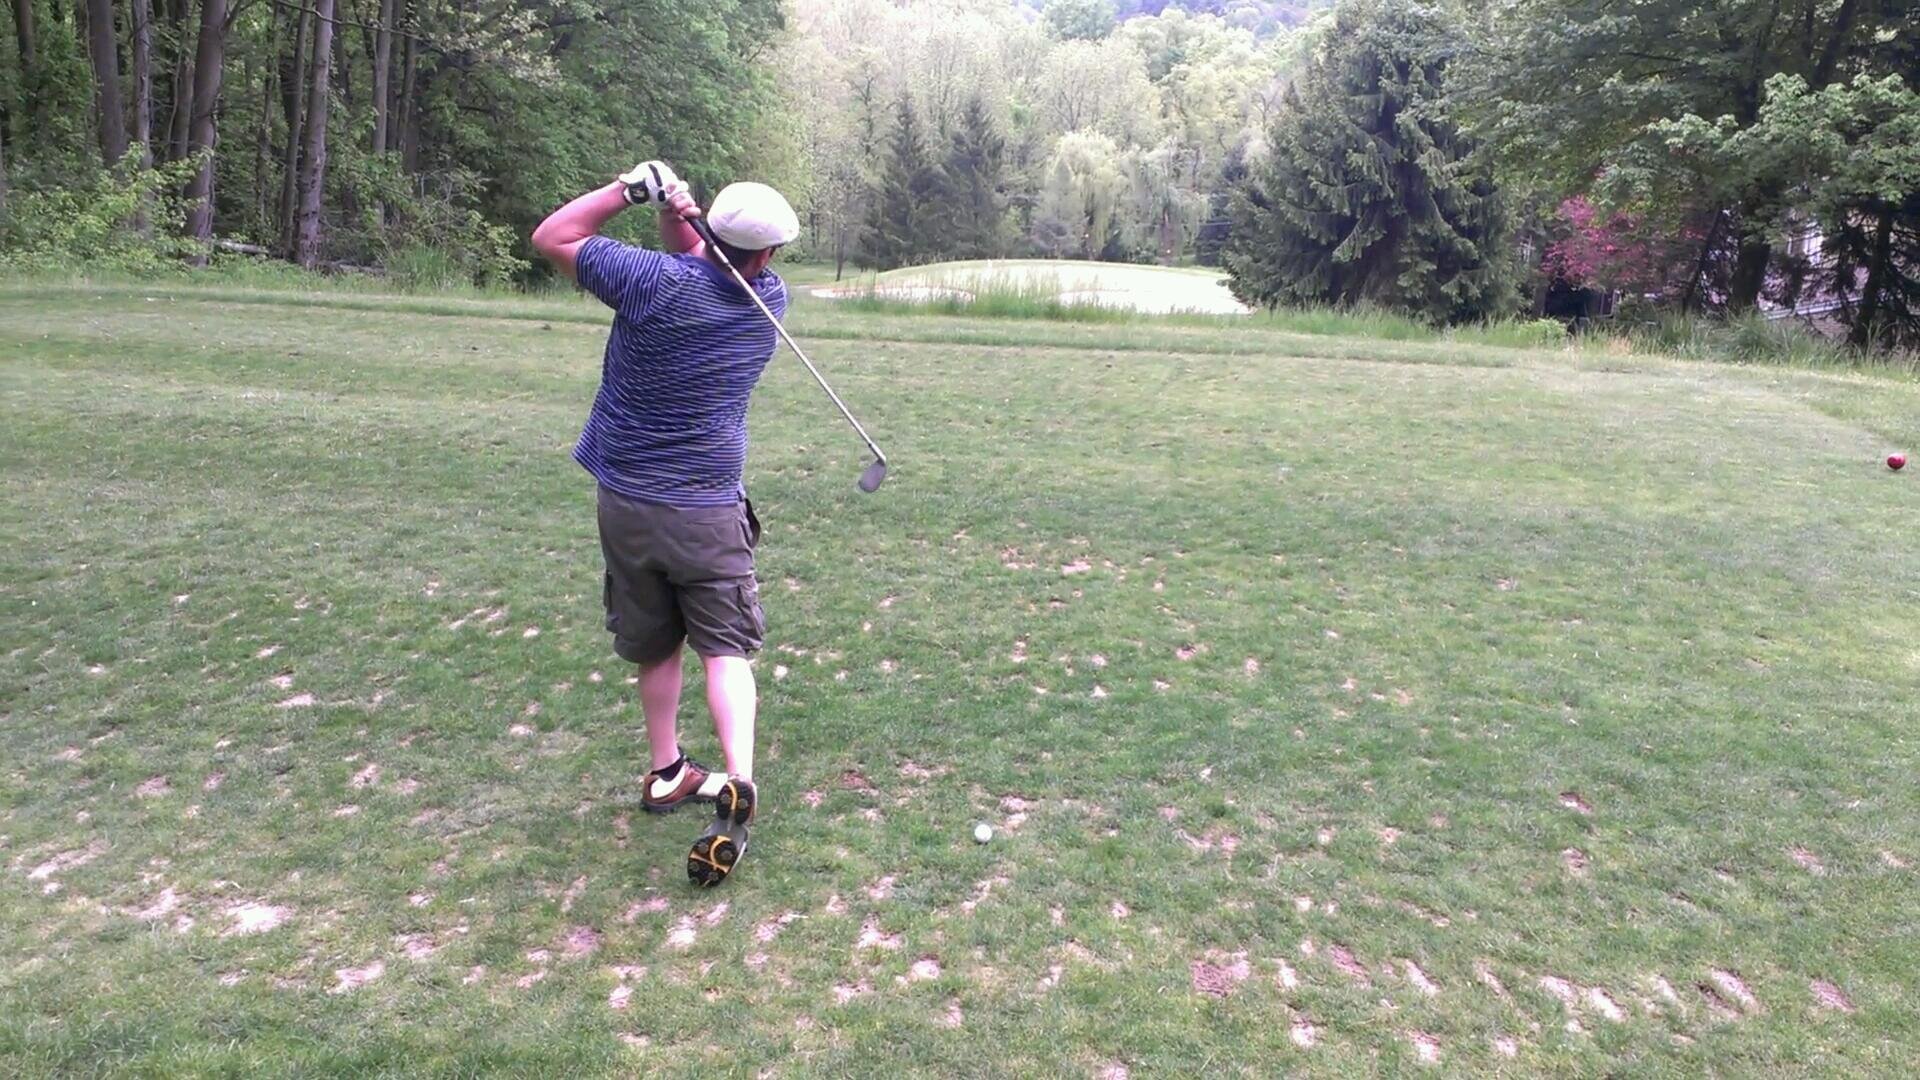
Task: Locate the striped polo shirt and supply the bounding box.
[573,236,787,508]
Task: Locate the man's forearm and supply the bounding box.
[660,209,702,256]
[531,182,629,278]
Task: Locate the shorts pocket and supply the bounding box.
[739,579,766,644]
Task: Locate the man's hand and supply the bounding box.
[620,161,689,211]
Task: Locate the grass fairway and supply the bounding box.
[4,278,1920,1076]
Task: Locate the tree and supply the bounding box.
[83,0,126,166]
[1648,73,1920,348]
[937,96,1008,259]
[293,0,334,268]
[863,96,942,269]
[1470,0,1892,314]
[1044,0,1116,42]
[1226,0,1509,323]
[181,0,227,263]
[1029,131,1128,259]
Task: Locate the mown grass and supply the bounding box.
[3,279,1918,1076]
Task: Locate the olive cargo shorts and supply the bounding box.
[597,485,765,663]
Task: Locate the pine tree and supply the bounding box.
[863,96,942,270]
[1226,0,1511,324]
[936,97,1007,260]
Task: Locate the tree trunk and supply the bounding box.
[250,55,269,236]
[9,0,34,73]
[398,19,419,173]
[371,0,393,154]
[1848,206,1895,349]
[294,0,336,268]
[0,133,10,217]
[183,0,228,265]
[131,0,154,231]
[279,4,309,255]
[131,0,153,158]
[167,8,195,163]
[1726,234,1772,314]
[85,0,129,165]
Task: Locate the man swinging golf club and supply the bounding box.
[531,161,799,886]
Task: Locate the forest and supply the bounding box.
[3,0,1916,345]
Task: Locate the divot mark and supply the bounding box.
[1290,1016,1318,1049]
[399,933,438,961]
[1326,945,1369,984]
[1110,900,1131,919]
[135,776,172,798]
[1787,846,1827,875]
[328,960,385,994]
[223,901,291,936]
[1474,962,1510,1000]
[350,764,381,789]
[276,693,315,709]
[609,985,633,1010]
[1539,975,1578,1007]
[1493,1036,1518,1058]
[1403,960,1439,996]
[908,956,942,981]
[1562,848,1589,876]
[1408,1031,1441,1064]
[756,911,804,943]
[1558,791,1593,815]
[701,900,730,926]
[1880,849,1909,869]
[1037,963,1064,991]
[938,999,963,1027]
[831,980,872,1004]
[1696,981,1740,1020]
[1099,1064,1129,1080]
[203,772,225,792]
[624,896,669,922]
[1586,986,1626,1022]
[960,876,1007,914]
[666,915,697,949]
[562,925,602,957]
[856,916,902,951]
[865,875,896,901]
[1275,958,1301,989]
[270,673,295,690]
[1710,969,1760,1013]
[1811,979,1854,1013]
[1190,945,1251,999]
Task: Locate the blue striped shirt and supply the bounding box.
[572,236,787,508]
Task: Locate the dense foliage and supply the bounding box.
[1224,0,1508,323]
[2,0,1915,346]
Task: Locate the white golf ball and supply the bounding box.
[973,823,993,844]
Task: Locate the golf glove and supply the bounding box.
[619,161,680,207]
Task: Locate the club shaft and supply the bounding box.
[697,225,886,465]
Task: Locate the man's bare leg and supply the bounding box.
[639,646,684,772]
[703,655,756,781]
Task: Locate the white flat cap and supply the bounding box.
[708,182,801,251]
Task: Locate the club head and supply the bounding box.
[858,460,888,493]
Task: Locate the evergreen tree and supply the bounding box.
[863,96,942,269]
[936,96,1008,260]
[1226,0,1510,324]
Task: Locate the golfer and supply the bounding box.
[531,162,799,887]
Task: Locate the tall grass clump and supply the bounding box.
[1626,312,1917,372]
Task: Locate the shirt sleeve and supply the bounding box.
[765,274,790,320]
[576,236,670,322]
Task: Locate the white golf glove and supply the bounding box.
[619,160,681,207]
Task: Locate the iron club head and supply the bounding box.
[858,459,888,493]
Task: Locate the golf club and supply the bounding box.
[689,216,889,493]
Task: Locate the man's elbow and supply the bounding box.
[530,222,558,263]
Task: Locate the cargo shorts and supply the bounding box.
[597,485,765,664]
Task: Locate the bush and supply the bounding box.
[0,157,202,273]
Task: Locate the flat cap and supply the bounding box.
[708,182,800,251]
